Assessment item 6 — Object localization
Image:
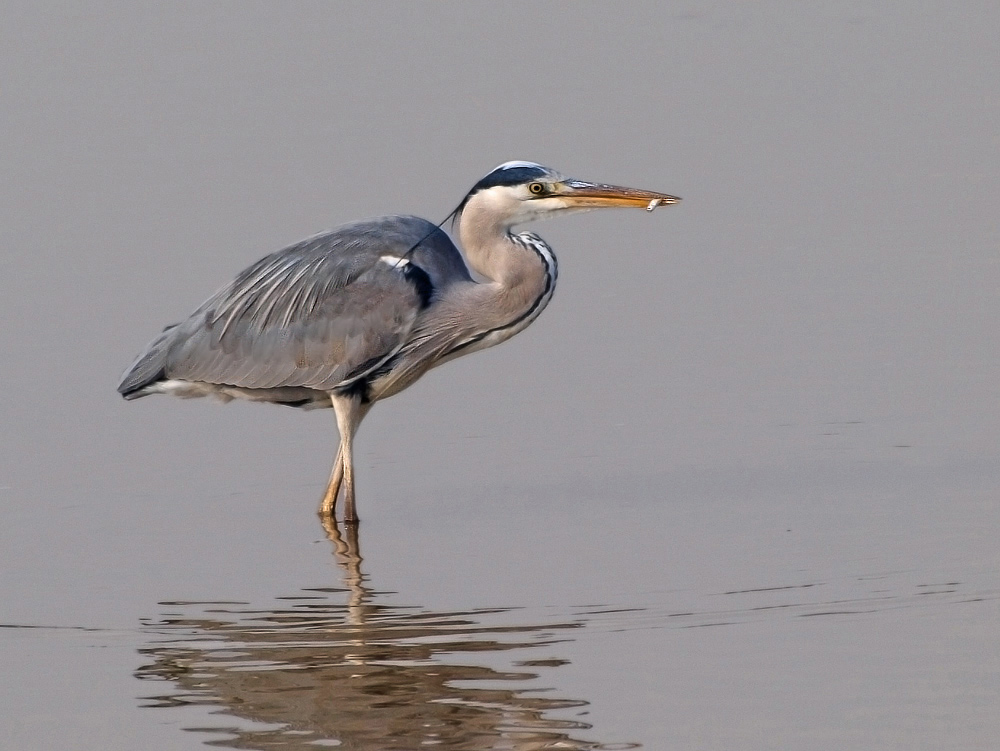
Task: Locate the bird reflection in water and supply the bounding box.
[136,519,638,750]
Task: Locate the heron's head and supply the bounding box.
[457,161,680,228]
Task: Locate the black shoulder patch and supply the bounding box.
[402,262,434,308]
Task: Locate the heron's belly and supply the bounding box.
[150,379,332,409]
[366,359,435,402]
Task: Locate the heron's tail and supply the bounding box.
[117,324,178,399]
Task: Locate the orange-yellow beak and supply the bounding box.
[556,180,681,211]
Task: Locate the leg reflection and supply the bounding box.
[321,513,370,624]
[136,506,635,750]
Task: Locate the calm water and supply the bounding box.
[2,3,999,749]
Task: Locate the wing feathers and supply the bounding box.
[119,216,469,396]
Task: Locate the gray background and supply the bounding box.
[1,2,998,749]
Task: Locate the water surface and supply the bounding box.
[2,3,999,749]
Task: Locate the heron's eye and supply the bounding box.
[527,182,547,195]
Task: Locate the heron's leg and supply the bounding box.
[329,394,371,524]
[318,445,345,519]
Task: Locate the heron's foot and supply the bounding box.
[317,488,359,525]
[318,490,338,520]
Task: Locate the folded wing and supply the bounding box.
[118,215,471,397]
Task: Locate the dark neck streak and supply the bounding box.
[445,232,557,357]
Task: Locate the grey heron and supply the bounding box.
[118,162,679,522]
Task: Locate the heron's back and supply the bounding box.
[118,215,472,401]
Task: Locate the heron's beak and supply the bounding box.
[556,180,681,211]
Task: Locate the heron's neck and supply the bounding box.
[441,205,557,355]
[458,204,550,288]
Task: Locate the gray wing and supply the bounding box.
[118,215,472,396]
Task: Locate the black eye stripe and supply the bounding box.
[470,166,550,192]
[457,163,558,213]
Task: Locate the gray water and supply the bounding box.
[2,3,999,749]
